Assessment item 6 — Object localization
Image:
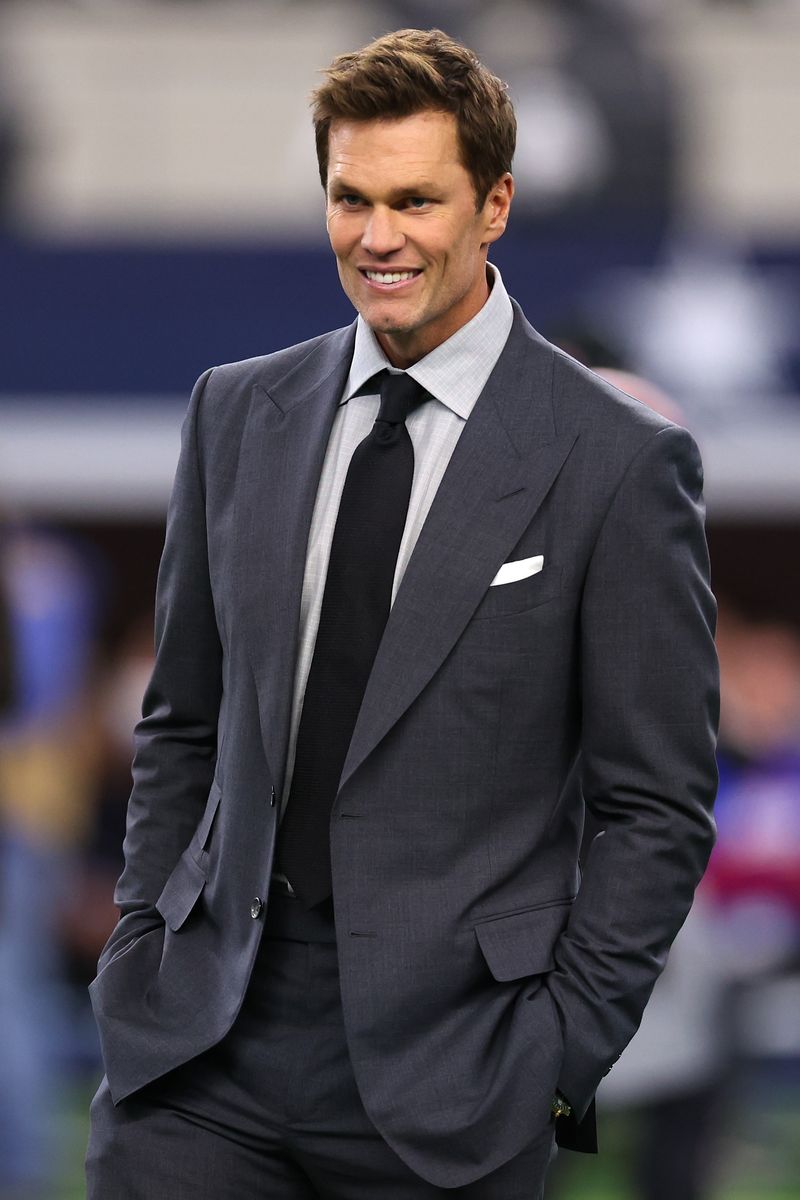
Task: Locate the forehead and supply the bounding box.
[326,111,465,189]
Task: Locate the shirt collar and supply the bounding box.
[344,262,514,419]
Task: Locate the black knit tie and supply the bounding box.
[277,370,426,908]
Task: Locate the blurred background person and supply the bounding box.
[61,616,156,998]
[0,522,102,1198]
[0,518,13,718]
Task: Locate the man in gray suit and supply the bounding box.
[86,28,719,1198]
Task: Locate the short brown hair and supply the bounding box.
[311,28,516,209]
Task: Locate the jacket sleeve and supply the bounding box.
[102,368,223,964]
[548,423,719,1119]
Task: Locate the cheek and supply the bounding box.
[435,226,475,270]
[326,215,359,260]
[329,233,351,261]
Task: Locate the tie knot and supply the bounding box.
[376,371,426,427]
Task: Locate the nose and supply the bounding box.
[361,206,405,257]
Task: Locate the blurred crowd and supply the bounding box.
[0,519,151,1196]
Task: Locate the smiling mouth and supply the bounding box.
[360,269,422,287]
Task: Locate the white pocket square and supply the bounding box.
[490,554,544,587]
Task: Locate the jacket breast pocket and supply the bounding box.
[474,897,572,981]
[471,566,562,621]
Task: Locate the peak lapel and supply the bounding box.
[234,325,355,793]
[339,310,579,792]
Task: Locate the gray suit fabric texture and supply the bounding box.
[87,890,556,1198]
[89,301,719,1189]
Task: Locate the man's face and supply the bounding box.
[325,111,513,368]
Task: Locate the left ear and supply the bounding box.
[481,173,514,246]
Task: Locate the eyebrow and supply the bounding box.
[328,180,442,201]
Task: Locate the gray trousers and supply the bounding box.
[86,889,556,1198]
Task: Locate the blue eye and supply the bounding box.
[408,197,428,208]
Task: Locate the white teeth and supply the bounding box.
[365,270,418,284]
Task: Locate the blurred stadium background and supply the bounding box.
[0,1,799,1197]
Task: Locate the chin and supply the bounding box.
[371,317,412,335]
[362,308,416,336]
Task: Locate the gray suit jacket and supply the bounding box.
[90,303,719,1188]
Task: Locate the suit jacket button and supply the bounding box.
[250,897,263,919]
